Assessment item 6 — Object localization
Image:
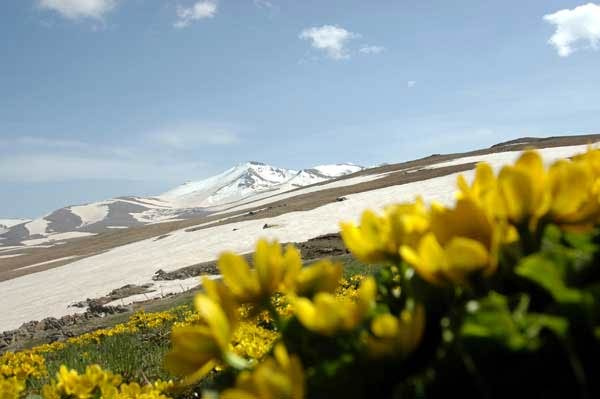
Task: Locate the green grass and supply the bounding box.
[19,255,379,396]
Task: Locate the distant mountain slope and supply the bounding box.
[0,219,31,235]
[0,219,30,229]
[0,162,363,246]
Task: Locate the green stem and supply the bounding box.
[264,297,282,330]
[517,222,540,255]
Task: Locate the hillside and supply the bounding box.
[0,134,599,333]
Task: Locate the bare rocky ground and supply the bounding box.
[2,134,600,351]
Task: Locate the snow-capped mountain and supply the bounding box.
[0,162,363,247]
[161,162,300,208]
[161,162,363,208]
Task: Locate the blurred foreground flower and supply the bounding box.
[400,198,503,286]
[340,198,429,264]
[166,293,245,384]
[218,239,302,305]
[220,343,304,399]
[367,305,426,358]
[293,276,376,335]
[293,259,343,298]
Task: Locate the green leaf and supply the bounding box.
[461,292,568,351]
[563,229,598,253]
[461,292,529,351]
[515,254,590,305]
[522,314,568,338]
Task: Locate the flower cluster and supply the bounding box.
[0,306,191,398]
[41,364,173,399]
[165,147,600,398]
[64,309,177,347]
[0,375,25,399]
[0,351,47,380]
[166,236,425,396]
[342,149,600,287]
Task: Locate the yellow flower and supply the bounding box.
[220,344,304,399]
[459,148,600,232]
[0,376,25,399]
[230,321,279,360]
[457,162,496,204]
[0,351,47,380]
[495,150,551,229]
[116,381,172,399]
[202,276,239,327]
[165,294,235,384]
[367,305,426,358]
[572,147,600,177]
[401,198,501,286]
[43,365,122,399]
[218,239,302,304]
[547,158,600,229]
[293,276,376,336]
[340,198,429,264]
[293,259,343,298]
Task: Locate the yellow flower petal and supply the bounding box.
[195,295,232,351]
[218,252,260,301]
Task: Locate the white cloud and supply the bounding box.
[38,0,117,20]
[254,0,273,8]
[0,154,205,182]
[1,122,238,183]
[175,1,217,28]
[299,25,360,60]
[359,45,385,55]
[543,3,600,57]
[16,136,89,149]
[407,80,416,88]
[149,123,240,148]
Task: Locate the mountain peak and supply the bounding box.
[160,161,363,208]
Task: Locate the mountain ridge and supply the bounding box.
[0,162,363,247]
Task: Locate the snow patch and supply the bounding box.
[22,232,96,246]
[69,203,111,227]
[104,276,219,307]
[25,218,49,236]
[18,256,80,271]
[312,163,363,177]
[426,144,598,171]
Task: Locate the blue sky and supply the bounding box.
[1,0,600,218]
